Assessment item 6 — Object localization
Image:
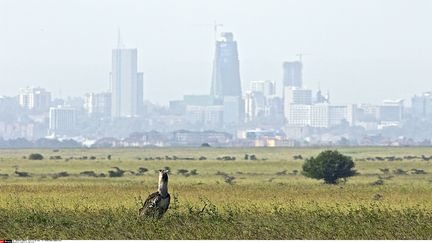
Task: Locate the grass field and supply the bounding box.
[1,147,432,239]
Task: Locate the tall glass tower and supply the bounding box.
[282,61,303,87]
[111,47,143,118]
[211,32,242,99]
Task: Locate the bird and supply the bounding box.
[139,169,170,219]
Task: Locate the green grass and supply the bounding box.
[1,147,432,239]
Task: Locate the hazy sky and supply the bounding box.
[1,0,431,105]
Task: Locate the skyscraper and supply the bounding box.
[250,80,276,96]
[18,87,51,111]
[282,61,303,87]
[411,92,432,118]
[111,45,143,118]
[211,32,242,99]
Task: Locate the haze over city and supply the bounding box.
[2,2,432,241]
[0,0,432,148]
[1,0,432,105]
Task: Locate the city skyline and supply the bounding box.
[1,0,432,106]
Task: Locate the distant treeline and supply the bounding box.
[0,138,81,148]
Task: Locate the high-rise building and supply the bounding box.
[243,80,280,122]
[250,80,276,96]
[18,87,51,111]
[379,99,404,122]
[283,87,312,126]
[284,87,312,105]
[411,92,432,118]
[85,92,112,117]
[211,32,242,99]
[266,96,283,118]
[282,61,302,87]
[223,96,241,125]
[49,106,76,134]
[310,104,329,128]
[111,44,143,118]
[244,91,266,122]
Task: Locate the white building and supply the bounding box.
[244,91,266,122]
[284,87,312,105]
[18,87,51,111]
[111,46,143,118]
[284,87,312,125]
[49,107,76,134]
[285,104,311,126]
[85,92,111,117]
[310,104,329,128]
[285,102,356,128]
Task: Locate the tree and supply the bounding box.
[302,150,356,184]
[28,153,44,160]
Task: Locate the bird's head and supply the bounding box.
[158,169,169,183]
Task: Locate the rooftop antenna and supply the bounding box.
[213,21,223,41]
[117,28,124,48]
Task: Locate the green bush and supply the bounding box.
[302,150,356,184]
[28,153,44,160]
[200,143,211,147]
[108,167,125,177]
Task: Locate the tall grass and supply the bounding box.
[1,196,431,239]
[0,147,431,239]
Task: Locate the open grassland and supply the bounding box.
[1,147,432,239]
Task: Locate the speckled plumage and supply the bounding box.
[139,170,170,219]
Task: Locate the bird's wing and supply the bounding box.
[144,191,161,208]
[139,191,161,216]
